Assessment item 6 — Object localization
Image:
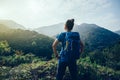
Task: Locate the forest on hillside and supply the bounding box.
[0,25,120,80]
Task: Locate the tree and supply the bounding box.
[0,40,11,55]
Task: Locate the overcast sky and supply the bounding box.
[0,0,120,31]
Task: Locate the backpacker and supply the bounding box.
[60,32,81,60]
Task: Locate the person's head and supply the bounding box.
[64,19,74,31]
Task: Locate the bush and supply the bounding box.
[0,40,11,56]
[1,58,120,80]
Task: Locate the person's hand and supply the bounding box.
[80,49,83,53]
[55,54,60,59]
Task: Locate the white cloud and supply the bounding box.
[93,13,120,31]
[0,0,119,31]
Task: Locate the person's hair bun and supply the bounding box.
[71,19,74,23]
[65,19,75,30]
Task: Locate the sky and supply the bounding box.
[0,0,120,31]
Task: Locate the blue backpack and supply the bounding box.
[60,32,81,61]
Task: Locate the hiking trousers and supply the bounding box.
[56,60,78,80]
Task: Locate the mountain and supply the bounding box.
[73,23,120,51]
[34,23,120,51]
[115,30,120,35]
[0,20,25,29]
[0,24,54,59]
[34,23,65,37]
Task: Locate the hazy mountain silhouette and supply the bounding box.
[0,20,25,29]
[35,23,65,37]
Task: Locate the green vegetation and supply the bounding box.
[0,25,54,59]
[0,40,11,56]
[0,40,120,80]
[0,57,120,80]
[89,42,120,70]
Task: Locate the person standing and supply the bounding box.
[52,19,84,80]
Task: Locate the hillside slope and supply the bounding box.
[0,24,54,59]
[0,20,25,29]
[73,23,120,51]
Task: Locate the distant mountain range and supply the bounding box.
[115,30,120,35]
[34,23,65,37]
[0,20,120,53]
[0,20,25,29]
[34,23,120,51]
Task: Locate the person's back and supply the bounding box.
[58,32,81,62]
[52,19,84,80]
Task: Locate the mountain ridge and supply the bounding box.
[0,20,25,29]
[34,23,65,37]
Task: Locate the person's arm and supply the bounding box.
[52,39,59,59]
[80,40,84,53]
